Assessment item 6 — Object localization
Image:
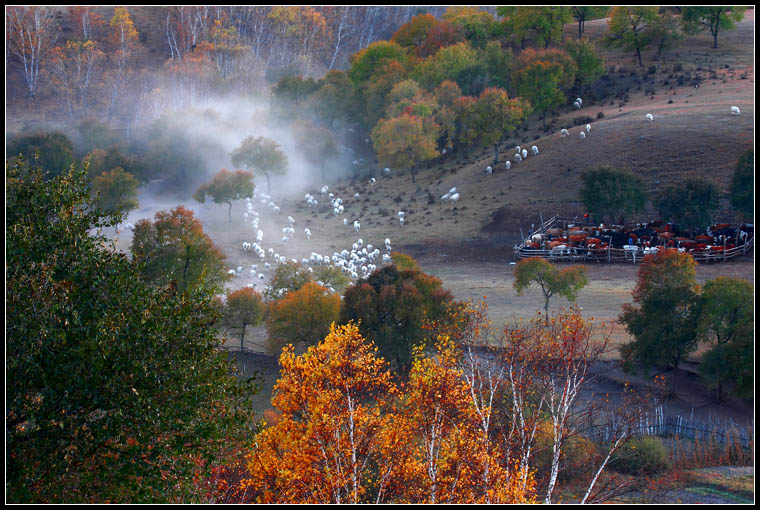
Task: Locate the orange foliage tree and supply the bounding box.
[244,322,397,503]
[243,322,536,503]
[265,282,341,355]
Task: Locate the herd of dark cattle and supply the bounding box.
[522,219,754,254]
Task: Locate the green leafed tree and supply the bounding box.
[648,10,684,59]
[681,6,748,49]
[131,205,230,295]
[472,87,530,163]
[7,131,75,180]
[7,158,255,503]
[603,6,658,67]
[655,179,720,234]
[564,38,605,96]
[230,135,288,195]
[90,166,139,218]
[515,48,575,129]
[579,167,647,225]
[730,149,753,219]
[193,168,255,221]
[695,277,753,400]
[501,7,571,49]
[340,258,456,374]
[513,257,589,314]
[222,287,266,352]
[571,6,612,40]
[619,249,700,395]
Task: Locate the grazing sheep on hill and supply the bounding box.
[580,131,586,139]
[449,192,460,203]
[586,124,591,133]
[560,128,569,137]
[576,97,583,106]
[485,165,493,175]
[521,149,528,159]
[731,106,741,115]
[353,220,361,233]
[646,113,654,122]
[514,153,522,162]
[573,101,581,109]
[531,145,539,156]
[505,160,511,170]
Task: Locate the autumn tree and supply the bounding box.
[619,249,700,395]
[348,40,409,122]
[363,59,410,128]
[418,19,465,58]
[105,7,140,120]
[47,39,104,117]
[603,6,658,67]
[230,135,288,195]
[695,277,754,400]
[194,169,255,221]
[90,166,139,218]
[307,69,361,127]
[472,87,530,163]
[515,47,577,129]
[266,282,342,355]
[244,322,397,503]
[391,13,438,53]
[131,205,230,295]
[513,258,588,314]
[681,6,748,49]
[441,7,498,50]
[6,6,59,97]
[222,287,266,352]
[564,38,605,96]
[655,179,720,234]
[7,158,255,502]
[371,113,439,183]
[579,166,648,225]
[340,260,456,374]
[730,149,753,219]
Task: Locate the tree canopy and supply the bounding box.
[131,205,230,295]
[193,168,255,220]
[513,257,588,313]
[230,136,288,195]
[579,167,648,225]
[7,158,255,502]
[730,149,753,218]
[681,6,748,49]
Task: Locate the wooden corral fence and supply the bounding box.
[514,215,754,264]
[581,405,754,451]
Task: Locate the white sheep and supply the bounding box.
[343,218,349,226]
[485,165,493,175]
[580,131,586,139]
[353,220,361,233]
[449,192,460,203]
[576,97,583,106]
[531,145,539,156]
[646,113,654,122]
[354,192,360,198]
[505,160,511,170]
[287,215,295,225]
[573,101,581,109]
[731,106,741,115]
[227,269,236,276]
[521,148,528,159]
[398,211,405,218]
[560,128,569,138]
[370,177,376,184]
[586,124,591,133]
[383,167,391,176]
[242,241,252,251]
[321,185,329,194]
[304,228,311,239]
[514,153,522,162]
[515,145,521,153]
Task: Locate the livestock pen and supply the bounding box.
[514,215,754,264]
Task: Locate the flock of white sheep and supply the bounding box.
[230,179,401,296]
